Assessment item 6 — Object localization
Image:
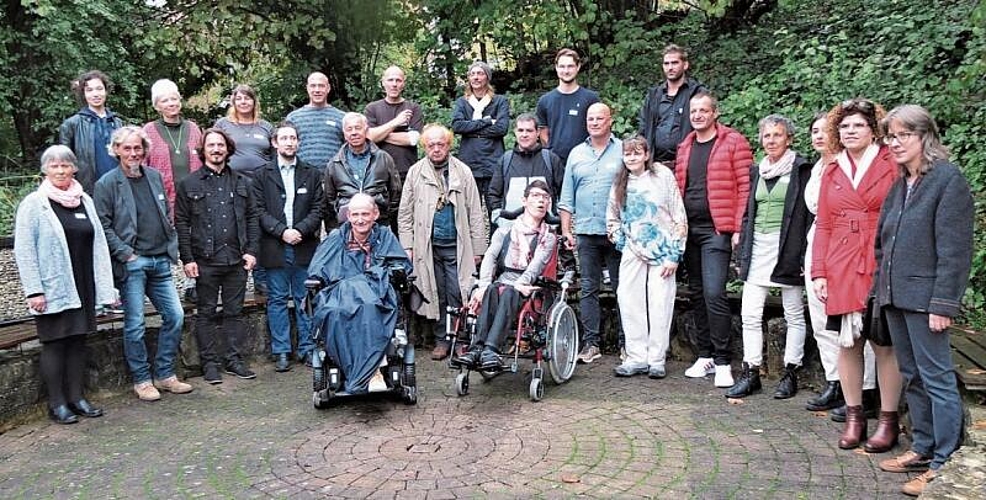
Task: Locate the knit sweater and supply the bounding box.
[286,105,346,170]
[142,119,203,214]
[607,167,687,266]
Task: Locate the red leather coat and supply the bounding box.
[674,123,753,233]
[811,145,896,316]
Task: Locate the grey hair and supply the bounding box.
[882,104,949,176]
[342,112,369,129]
[39,145,78,173]
[758,114,796,141]
[108,125,152,158]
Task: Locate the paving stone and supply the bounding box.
[0,353,914,497]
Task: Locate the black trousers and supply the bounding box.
[474,284,524,352]
[195,263,248,367]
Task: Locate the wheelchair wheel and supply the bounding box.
[455,372,470,396]
[547,302,579,384]
[529,377,544,402]
[313,365,327,392]
[313,390,331,409]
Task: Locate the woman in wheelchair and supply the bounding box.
[454,180,557,370]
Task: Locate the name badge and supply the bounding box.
[297,187,308,194]
[253,134,266,140]
[568,109,579,116]
[327,120,337,127]
[158,193,165,200]
[74,212,87,219]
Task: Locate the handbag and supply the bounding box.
[862,297,893,347]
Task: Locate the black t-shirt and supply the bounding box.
[364,99,423,175]
[129,174,172,257]
[684,136,716,231]
[535,87,600,162]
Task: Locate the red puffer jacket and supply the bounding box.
[674,123,753,233]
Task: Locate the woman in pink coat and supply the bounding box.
[811,98,902,453]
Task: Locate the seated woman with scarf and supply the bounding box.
[454,180,557,370]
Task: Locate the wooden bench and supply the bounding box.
[0,292,268,351]
[950,327,986,395]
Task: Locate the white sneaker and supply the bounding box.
[714,364,735,388]
[684,357,715,378]
[368,371,387,392]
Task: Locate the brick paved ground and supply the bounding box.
[0,354,915,499]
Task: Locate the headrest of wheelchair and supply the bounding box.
[499,207,560,226]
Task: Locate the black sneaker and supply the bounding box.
[203,364,222,385]
[479,349,501,370]
[453,348,481,368]
[224,362,257,379]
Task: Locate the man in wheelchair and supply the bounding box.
[454,180,557,370]
[307,193,413,395]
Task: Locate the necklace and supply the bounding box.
[162,120,183,155]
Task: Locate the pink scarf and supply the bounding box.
[39,178,84,208]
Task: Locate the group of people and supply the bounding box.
[13,44,972,496]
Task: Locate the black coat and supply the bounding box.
[737,154,813,286]
[873,160,973,317]
[253,159,324,269]
[450,94,510,179]
[175,165,259,264]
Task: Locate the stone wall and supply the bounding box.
[0,242,28,323]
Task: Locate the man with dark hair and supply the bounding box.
[489,113,564,228]
[253,121,324,372]
[175,128,260,384]
[455,180,557,369]
[639,44,708,164]
[535,48,600,163]
[674,90,753,388]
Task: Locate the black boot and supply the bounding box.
[773,364,800,399]
[806,381,843,411]
[725,363,761,398]
[830,388,879,422]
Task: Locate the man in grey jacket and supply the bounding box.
[94,126,192,402]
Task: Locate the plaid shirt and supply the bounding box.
[346,230,373,269]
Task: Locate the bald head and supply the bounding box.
[586,102,613,143]
[381,66,406,103]
[306,72,330,107]
[348,192,379,239]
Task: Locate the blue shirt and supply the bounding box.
[558,135,623,235]
[285,105,345,170]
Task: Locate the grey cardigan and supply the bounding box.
[14,189,117,315]
[94,166,179,283]
[873,160,973,317]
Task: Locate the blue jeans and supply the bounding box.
[266,247,314,357]
[885,306,963,470]
[122,255,185,383]
[577,234,622,348]
[684,229,733,365]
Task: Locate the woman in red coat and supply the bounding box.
[811,98,902,453]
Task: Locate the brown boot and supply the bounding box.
[838,405,867,449]
[864,411,900,453]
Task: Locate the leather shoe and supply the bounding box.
[453,347,481,368]
[773,363,799,399]
[68,399,103,418]
[49,405,79,424]
[806,381,843,411]
[275,353,292,372]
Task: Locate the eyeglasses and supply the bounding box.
[842,99,874,111]
[883,132,917,145]
[526,191,550,200]
[838,122,870,131]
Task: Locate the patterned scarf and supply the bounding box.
[39,178,84,208]
[759,149,796,180]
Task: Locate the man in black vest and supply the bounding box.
[253,121,324,371]
[638,44,707,165]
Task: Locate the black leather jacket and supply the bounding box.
[323,142,401,229]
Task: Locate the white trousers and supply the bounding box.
[805,224,876,387]
[740,282,806,366]
[617,252,676,369]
